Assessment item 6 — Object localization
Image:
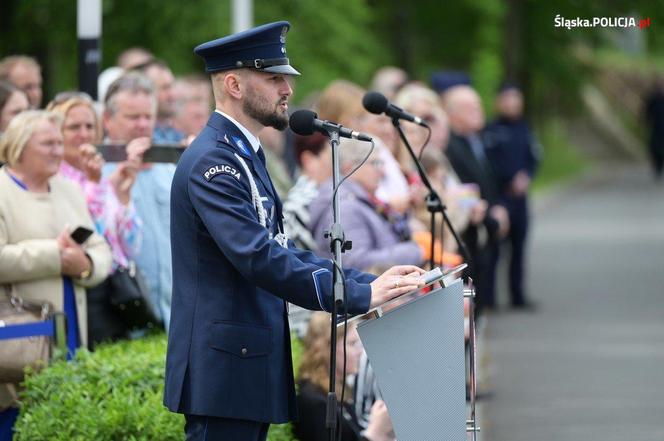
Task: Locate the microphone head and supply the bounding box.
[289,109,318,136]
[362,91,389,115]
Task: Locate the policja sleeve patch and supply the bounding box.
[204,164,242,181]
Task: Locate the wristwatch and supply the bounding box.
[79,254,93,279]
[79,267,91,279]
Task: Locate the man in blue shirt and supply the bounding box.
[163,21,425,441]
[103,72,174,327]
[134,59,185,144]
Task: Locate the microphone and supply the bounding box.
[362,91,429,127]
[289,109,373,142]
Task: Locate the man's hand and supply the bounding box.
[489,204,510,239]
[509,170,531,197]
[469,199,488,225]
[125,137,151,166]
[369,265,426,309]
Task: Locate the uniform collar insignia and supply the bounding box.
[232,136,252,157]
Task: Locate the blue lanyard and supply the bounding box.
[7,172,28,190]
[6,171,51,192]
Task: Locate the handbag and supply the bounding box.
[107,262,162,330]
[0,286,53,384]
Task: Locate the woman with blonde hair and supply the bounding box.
[47,94,144,346]
[316,80,365,126]
[315,79,412,215]
[295,312,394,441]
[394,83,488,267]
[0,111,112,435]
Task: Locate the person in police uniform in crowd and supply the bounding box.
[163,21,426,441]
[485,82,540,309]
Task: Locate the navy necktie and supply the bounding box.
[467,134,491,173]
[257,146,267,167]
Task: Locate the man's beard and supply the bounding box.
[243,89,288,131]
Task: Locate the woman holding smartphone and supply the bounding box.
[47,93,144,347]
[0,111,112,436]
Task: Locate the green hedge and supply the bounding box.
[14,333,303,441]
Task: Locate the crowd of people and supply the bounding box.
[0,45,541,439]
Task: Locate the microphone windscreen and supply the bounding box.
[362,91,389,115]
[289,109,318,136]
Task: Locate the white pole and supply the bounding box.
[232,0,253,33]
[77,0,102,39]
[77,0,102,99]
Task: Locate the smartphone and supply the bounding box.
[70,226,94,245]
[96,144,127,162]
[96,144,185,163]
[143,145,185,163]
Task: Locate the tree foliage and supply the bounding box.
[0,0,386,103]
[0,0,662,115]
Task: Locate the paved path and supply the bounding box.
[480,164,664,441]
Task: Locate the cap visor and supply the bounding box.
[263,64,300,76]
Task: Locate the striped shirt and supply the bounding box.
[283,174,319,251]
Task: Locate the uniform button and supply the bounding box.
[241,347,248,355]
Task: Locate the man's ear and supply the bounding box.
[223,71,244,100]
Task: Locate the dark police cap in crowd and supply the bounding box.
[497,80,521,93]
[430,70,471,94]
[194,21,300,76]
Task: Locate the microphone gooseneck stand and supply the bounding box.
[288,109,369,441]
[391,118,471,268]
[392,117,481,438]
[324,129,348,441]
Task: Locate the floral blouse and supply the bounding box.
[59,161,142,270]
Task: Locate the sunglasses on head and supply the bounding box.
[51,91,94,105]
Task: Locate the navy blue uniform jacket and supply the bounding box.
[484,118,539,196]
[164,112,374,423]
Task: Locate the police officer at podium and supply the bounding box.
[163,21,425,440]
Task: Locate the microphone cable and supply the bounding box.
[417,125,433,162]
[331,139,376,210]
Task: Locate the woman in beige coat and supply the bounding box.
[0,111,111,428]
